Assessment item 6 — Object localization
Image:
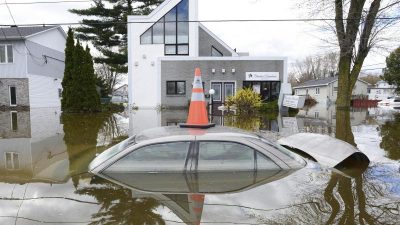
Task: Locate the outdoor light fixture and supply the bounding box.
[222,69,226,74]
[232,68,236,74]
[142,54,147,59]
[151,61,155,66]
[209,89,215,115]
[212,68,216,74]
[134,61,139,67]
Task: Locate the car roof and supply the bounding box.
[134,126,260,143]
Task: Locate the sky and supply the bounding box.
[0,0,397,76]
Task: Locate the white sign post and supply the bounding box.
[245,72,280,81]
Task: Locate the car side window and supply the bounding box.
[256,152,280,170]
[198,142,255,171]
[104,142,191,172]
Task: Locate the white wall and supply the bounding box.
[28,74,62,108]
[0,41,27,78]
[27,27,66,53]
[128,0,199,108]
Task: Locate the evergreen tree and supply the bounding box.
[383,46,400,94]
[61,28,75,110]
[69,0,163,73]
[62,39,101,112]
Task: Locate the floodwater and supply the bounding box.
[0,105,399,224]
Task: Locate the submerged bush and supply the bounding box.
[226,88,262,114]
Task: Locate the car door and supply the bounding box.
[100,141,195,193]
[191,141,282,193]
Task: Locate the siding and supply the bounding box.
[161,59,284,107]
[198,27,233,57]
[0,41,27,78]
[26,40,65,78]
[27,27,66,52]
[28,74,62,108]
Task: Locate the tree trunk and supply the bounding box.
[336,58,353,109]
[335,109,356,146]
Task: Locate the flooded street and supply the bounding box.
[0,105,399,224]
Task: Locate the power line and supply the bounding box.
[0,16,399,27]
[0,0,91,5]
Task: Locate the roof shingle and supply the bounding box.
[0,26,57,40]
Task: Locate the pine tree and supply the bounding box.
[69,0,162,73]
[61,28,75,110]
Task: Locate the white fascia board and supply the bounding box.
[198,23,239,57]
[293,84,329,89]
[159,56,288,61]
[25,26,67,40]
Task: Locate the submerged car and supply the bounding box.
[89,126,369,193]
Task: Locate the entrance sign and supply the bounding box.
[283,95,306,108]
[245,72,279,81]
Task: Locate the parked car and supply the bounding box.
[90,126,368,179]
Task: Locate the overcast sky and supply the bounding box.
[0,0,396,75]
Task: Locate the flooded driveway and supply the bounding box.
[0,105,399,224]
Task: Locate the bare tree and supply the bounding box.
[95,63,124,96]
[299,0,400,108]
[291,52,339,84]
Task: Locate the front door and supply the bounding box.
[211,82,235,104]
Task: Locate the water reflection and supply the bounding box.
[0,106,398,224]
[379,113,400,160]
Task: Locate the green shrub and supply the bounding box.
[259,100,279,112]
[226,88,262,114]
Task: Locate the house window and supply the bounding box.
[5,152,20,170]
[316,87,320,95]
[167,81,186,95]
[9,86,17,106]
[211,46,223,57]
[334,87,338,92]
[11,111,18,131]
[0,45,13,63]
[315,112,319,119]
[140,0,189,56]
[58,88,62,98]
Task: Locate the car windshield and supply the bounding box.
[89,136,136,171]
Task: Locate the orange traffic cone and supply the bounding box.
[189,194,205,225]
[180,68,215,129]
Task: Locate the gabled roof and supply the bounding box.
[0,26,63,41]
[293,76,338,89]
[294,76,370,89]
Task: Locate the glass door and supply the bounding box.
[211,82,222,102]
[224,83,235,101]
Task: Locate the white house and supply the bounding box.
[293,76,369,105]
[128,0,291,109]
[368,80,397,100]
[0,26,66,109]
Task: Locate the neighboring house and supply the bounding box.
[0,26,66,109]
[128,0,291,109]
[0,107,68,183]
[368,80,397,100]
[111,84,129,103]
[293,76,369,105]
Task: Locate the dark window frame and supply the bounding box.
[211,46,223,57]
[9,86,17,106]
[140,0,190,56]
[167,81,186,95]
